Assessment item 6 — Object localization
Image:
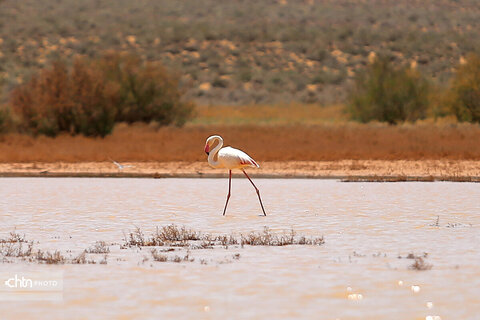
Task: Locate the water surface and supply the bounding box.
[0,178,479,319]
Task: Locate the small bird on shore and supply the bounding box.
[204,135,266,216]
[110,159,134,171]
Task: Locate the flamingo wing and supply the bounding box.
[218,146,259,169]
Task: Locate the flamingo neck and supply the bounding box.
[208,136,223,168]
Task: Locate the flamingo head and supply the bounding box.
[205,135,222,155]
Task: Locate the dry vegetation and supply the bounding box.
[0,121,479,162]
[192,104,346,125]
[1,0,479,105]
[409,257,433,271]
[1,226,324,266]
[0,231,108,264]
[8,53,193,137]
[399,253,433,271]
[397,252,433,271]
[123,225,325,249]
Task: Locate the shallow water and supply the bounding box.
[0,178,479,319]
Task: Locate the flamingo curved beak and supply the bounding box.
[204,144,210,155]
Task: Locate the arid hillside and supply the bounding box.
[1,0,479,105]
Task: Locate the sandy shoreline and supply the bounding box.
[0,160,479,181]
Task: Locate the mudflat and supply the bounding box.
[1,124,479,180]
[0,160,478,181]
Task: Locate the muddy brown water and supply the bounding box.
[0,178,479,319]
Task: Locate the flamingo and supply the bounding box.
[204,135,267,216]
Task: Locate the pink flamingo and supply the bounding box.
[204,135,267,216]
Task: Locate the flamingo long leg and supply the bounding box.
[222,170,232,216]
[242,169,267,216]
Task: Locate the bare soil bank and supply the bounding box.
[0,160,478,181]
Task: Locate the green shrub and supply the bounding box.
[448,54,480,123]
[99,52,194,126]
[347,57,430,124]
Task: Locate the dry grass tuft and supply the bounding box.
[35,250,66,264]
[151,249,168,262]
[0,240,34,258]
[0,231,27,244]
[155,225,202,243]
[151,249,194,263]
[85,241,110,254]
[71,252,97,264]
[239,227,324,246]
[399,252,433,271]
[0,232,33,258]
[409,257,433,271]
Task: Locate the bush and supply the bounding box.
[10,53,194,137]
[11,59,117,137]
[69,59,118,137]
[448,54,480,123]
[0,79,13,133]
[347,57,430,124]
[99,52,194,126]
[0,106,13,133]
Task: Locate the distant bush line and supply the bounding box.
[0,53,479,135]
[347,53,480,124]
[2,53,193,137]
